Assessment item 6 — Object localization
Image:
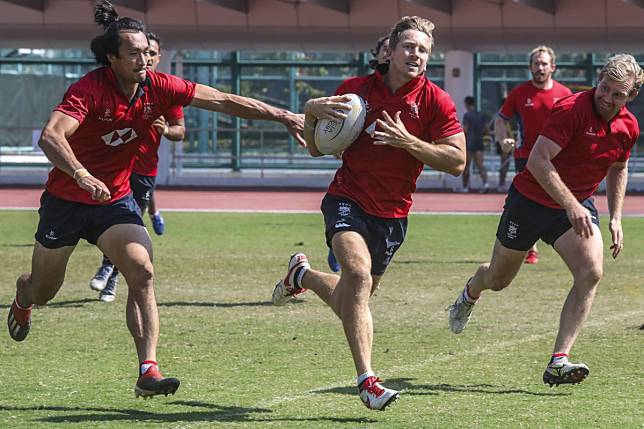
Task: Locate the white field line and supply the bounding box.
[175,309,639,428]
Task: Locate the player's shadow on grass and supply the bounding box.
[157,298,307,308]
[0,243,33,247]
[0,298,98,309]
[0,402,374,425]
[315,378,569,397]
[394,259,483,265]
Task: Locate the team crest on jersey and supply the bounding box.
[409,101,420,119]
[101,128,138,147]
[98,107,113,122]
[143,102,155,120]
[524,98,534,107]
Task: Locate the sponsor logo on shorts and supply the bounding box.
[334,222,351,228]
[507,221,519,240]
[338,202,351,218]
[44,229,58,241]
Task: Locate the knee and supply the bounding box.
[574,265,603,290]
[123,260,154,289]
[341,266,372,296]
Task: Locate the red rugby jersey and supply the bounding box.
[132,105,184,177]
[499,80,572,159]
[513,89,639,209]
[327,72,462,218]
[48,68,195,204]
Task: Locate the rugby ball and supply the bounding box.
[314,93,366,155]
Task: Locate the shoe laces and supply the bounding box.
[361,377,385,398]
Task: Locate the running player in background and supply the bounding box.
[89,31,185,303]
[495,46,572,264]
[327,34,390,274]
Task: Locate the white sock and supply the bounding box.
[295,266,308,289]
[357,371,376,387]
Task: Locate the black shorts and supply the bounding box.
[321,194,407,276]
[466,139,484,153]
[35,191,143,249]
[514,157,528,173]
[496,185,599,251]
[130,172,156,212]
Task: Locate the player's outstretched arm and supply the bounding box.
[527,135,593,238]
[39,111,111,201]
[606,160,628,258]
[190,83,305,146]
[373,111,466,176]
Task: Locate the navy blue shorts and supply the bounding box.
[321,194,407,276]
[130,172,156,212]
[496,185,599,251]
[514,157,528,173]
[35,191,143,249]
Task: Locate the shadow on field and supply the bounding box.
[0,298,98,309]
[395,259,483,265]
[0,402,374,425]
[0,243,33,247]
[315,378,570,397]
[157,299,307,308]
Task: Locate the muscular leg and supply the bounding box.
[300,231,376,375]
[468,239,527,296]
[473,150,488,186]
[97,224,157,364]
[462,153,472,190]
[17,242,75,306]
[148,193,157,216]
[551,225,603,355]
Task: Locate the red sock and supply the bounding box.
[140,360,157,376]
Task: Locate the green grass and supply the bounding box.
[0,210,643,428]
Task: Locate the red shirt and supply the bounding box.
[48,68,195,204]
[132,105,184,177]
[499,80,572,159]
[513,89,639,208]
[327,72,462,218]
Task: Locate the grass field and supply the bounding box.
[0,210,642,428]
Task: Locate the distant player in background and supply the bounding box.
[273,16,465,410]
[89,31,185,303]
[327,34,390,274]
[495,46,572,264]
[461,95,488,192]
[7,0,304,400]
[448,54,642,387]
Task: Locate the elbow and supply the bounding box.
[38,127,56,152]
[448,160,466,177]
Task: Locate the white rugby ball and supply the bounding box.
[314,93,366,155]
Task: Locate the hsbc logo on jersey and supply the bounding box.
[101,128,138,147]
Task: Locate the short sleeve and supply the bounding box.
[54,81,94,124]
[154,72,197,107]
[334,78,359,96]
[539,100,579,149]
[164,105,184,121]
[498,88,517,120]
[427,88,463,142]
